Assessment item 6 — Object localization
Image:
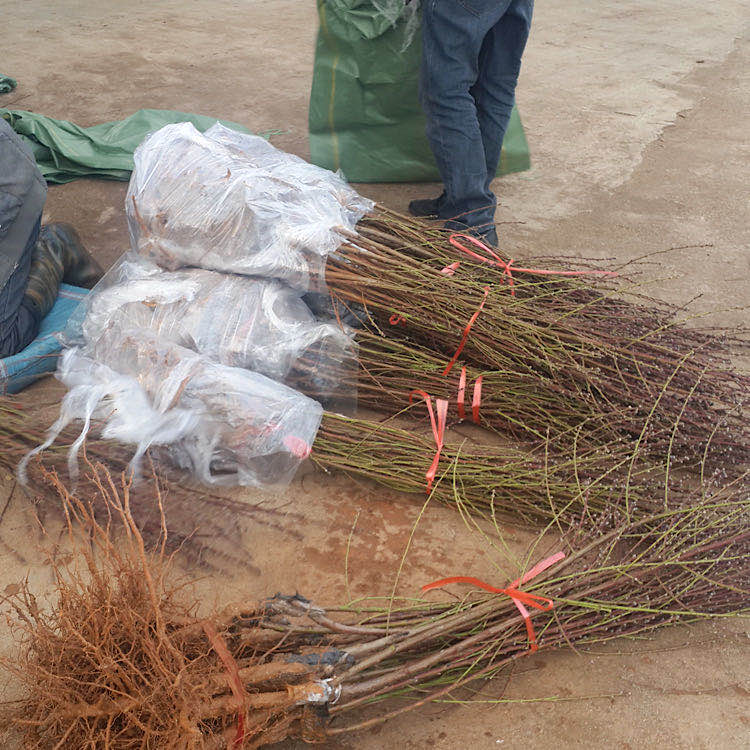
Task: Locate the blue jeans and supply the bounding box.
[420,0,534,237]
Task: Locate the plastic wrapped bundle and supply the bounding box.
[66,255,357,409]
[205,124,370,228]
[25,332,323,488]
[126,122,373,290]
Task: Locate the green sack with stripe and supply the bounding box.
[309,0,531,183]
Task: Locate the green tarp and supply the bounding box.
[0,108,251,184]
[309,0,531,183]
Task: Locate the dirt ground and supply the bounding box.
[2,1,749,748]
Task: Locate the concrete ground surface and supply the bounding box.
[2,1,749,748]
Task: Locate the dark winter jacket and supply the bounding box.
[0,118,46,289]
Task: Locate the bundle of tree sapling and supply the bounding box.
[2,465,747,748]
[323,207,749,473]
[0,392,689,529]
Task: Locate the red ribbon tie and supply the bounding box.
[441,260,461,276]
[203,621,248,748]
[409,389,449,492]
[448,233,617,297]
[442,286,490,376]
[457,366,483,424]
[421,551,566,653]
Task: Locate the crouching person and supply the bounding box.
[0,118,102,357]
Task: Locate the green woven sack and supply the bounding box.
[309,0,531,183]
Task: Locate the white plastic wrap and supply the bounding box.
[126,122,373,290]
[64,254,357,408]
[27,127,371,489]
[204,124,370,229]
[25,333,323,488]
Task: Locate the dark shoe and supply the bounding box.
[479,226,498,247]
[22,242,65,321]
[443,219,498,248]
[408,193,446,218]
[37,223,103,289]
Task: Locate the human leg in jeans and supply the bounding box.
[412,0,533,245]
[0,223,105,358]
[473,1,533,196]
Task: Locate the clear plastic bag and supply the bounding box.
[30,123,371,488]
[25,332,323,488]
[126,122,372,291]
[65,254,357,409]
[204,123,372,228]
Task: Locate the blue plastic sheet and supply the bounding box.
[0,283,88,394]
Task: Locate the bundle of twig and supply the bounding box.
[0,394,680,528]
[325,207,749,472]
[2,465,747,748]
[0,397,303,572]
[313,412,668,526]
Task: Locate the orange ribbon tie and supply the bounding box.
[457,366,483,424]
[442,286,490,376]
[422,551,566,653]
[409,389,449,492]
[203,621,247,748]
[448,233,617,297]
